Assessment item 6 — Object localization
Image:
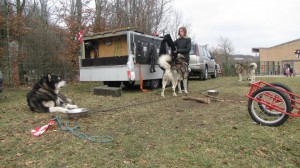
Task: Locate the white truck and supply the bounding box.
[80,28,165,89]
[188,44,217,80]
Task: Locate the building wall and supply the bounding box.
[259,39,300,75]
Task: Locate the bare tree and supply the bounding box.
[167,10,183,39]
[91,0,174,35]
[0,0,186,84]
[216,36,235,75]
[218,36,234,55]
[159,8,194,42]
[94,0,107,32]
[16,0,26,16]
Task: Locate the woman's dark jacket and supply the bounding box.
[174,36,191,63]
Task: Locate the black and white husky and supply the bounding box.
[158,54,189,97]
[26,74,78,113]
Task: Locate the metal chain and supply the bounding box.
[91,84,224,113]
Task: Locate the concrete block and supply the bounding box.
[93,86,122,97]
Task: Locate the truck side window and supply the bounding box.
[206,49,211,59]
[195,45,199,56]
[199,46,206,58]
[204,48,210,59]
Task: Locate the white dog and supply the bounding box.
[158,54,189,97]
[234,62,257,83]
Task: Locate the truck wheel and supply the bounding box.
[211,69,217,78]
[200,67,208,80]
[149,79,161,90]
[123,81,135,89]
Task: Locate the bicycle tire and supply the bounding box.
[248,87,291,126]
[258,83,295,115]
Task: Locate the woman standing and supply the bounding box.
[174,27,191,90]
[174,27,191,64]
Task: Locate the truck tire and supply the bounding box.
[149,79,161,90]
[211,68,217,78]
[123,81,135,89]
[200,67,208,80]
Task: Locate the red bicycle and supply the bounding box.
[246,81,300,126]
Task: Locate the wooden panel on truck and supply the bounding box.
[98,35,128,57]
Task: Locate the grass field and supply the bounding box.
[1,76,300,167]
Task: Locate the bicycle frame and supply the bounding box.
[246,80,300,117]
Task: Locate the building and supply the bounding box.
[252,38,300,75]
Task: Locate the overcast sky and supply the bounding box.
[173,0,300,55]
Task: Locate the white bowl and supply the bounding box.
[207,90,219,96]
[66,108,89,114]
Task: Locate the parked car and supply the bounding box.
[188,44,217,80]
[0,70,3,93]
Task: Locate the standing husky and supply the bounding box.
[158,54,189,97]
[27,74,78,113]
[234,62,257,83]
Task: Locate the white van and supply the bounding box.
[188,44,217,80]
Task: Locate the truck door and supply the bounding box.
[195,44,200,64]
[204,48,213,72]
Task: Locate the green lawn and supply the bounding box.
[1,76,300,167]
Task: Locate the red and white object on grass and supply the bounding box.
[31,119,55,137]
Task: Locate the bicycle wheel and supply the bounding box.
[258,83,295,115]
[248,87,291,126]
[269,83,295,107]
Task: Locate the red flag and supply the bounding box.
[77,30,84,44]
[153,32,159,37]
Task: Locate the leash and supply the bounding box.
[31,116,113,143]
[91,84,225,113]
[30,84,226,141]
[54,115,113,143]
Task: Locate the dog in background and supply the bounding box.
[27,74,78,113]
[234,62,257,83]
[158,54,189,97]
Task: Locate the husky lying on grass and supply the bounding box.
[27,74,78,113]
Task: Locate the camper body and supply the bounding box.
[80,29,165,89]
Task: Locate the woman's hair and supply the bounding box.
[178,27,187,36]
